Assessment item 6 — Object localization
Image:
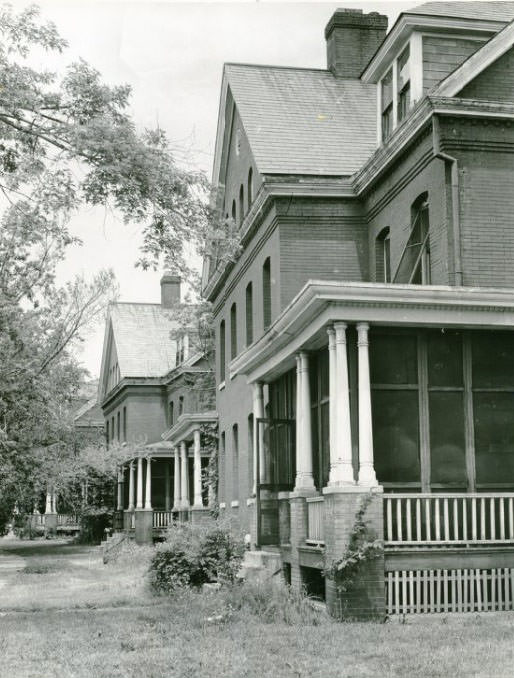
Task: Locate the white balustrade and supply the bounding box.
[57,514,78,526]
[306,496,325,545]
[153,511,174,528]
[384,493,514,546]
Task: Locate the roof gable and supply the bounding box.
[408,2,514,22]
[215,64,377,179]
[434,20,514,97]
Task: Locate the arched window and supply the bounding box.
[239,185,244,226]
[231,200,236,223]
[245,282,253,346]
[376,227,391,283]
[230,302,237,359]
[262,257,271,330]
[248,167,253,207]
[393,193,430,284]
[219,320,226,382]
[232,424,239,502]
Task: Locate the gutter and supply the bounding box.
[432,114,463,287]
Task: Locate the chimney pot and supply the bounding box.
[160,274,181,308]
[325,8,388,79]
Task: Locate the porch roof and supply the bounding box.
[162,411,218,446]
[230,281,514,383]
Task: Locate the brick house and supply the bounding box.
[204,1,514,617]
[99,275,216,543]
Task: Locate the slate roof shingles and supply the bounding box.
[407,1,514,22]
[110,302,178,378]
[225,64,377,176]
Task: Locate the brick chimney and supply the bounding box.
[160,274,181,308]
[325,8,388,79]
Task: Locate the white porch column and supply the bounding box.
[164,462,171,511]
[145,457,152,509]
[45,490,52,514]
[136,456,144,509]
[180,441,190,508]
[193,429,203,507]
[128,462,135,510]
[294,352,315,492]
[117,468,123,510]
[357,323,378,487]
[329,322,355,485]
[252,381,264,493]
[173,447,180,510]
[51,491,57,514]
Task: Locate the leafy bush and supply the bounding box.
[149,521,244,594]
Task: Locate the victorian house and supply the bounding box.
[204,2,514,617]
[98,275,216,543]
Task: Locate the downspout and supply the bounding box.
[432,114,463,287]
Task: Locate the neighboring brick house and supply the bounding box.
[204,2,514,618]
[98,276,216,543]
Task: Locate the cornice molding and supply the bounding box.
[230,281,514,382]
[162,411,218,445]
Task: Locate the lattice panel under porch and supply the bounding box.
[386,568,514,614]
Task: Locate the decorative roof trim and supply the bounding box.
[230,281,514,382]
[361,13,504,82]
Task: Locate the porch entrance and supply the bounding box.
[255,417,295,546]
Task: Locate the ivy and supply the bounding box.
[325,493,383,594]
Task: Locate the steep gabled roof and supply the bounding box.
[407,2,514,22]
[73,397,104,428]
[221,64,377,177]
[103,302,178,380]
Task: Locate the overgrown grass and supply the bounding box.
[3,538,514,677]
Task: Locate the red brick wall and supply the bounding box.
[365,131,450,285]
[278,197,368,308]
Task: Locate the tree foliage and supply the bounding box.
[0,3,237,530]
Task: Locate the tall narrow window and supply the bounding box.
[117,411,120,441]
[106,420,109,447]
[169,401,174,426]
[231,200,236,223]
[232,424,239,502]
[219,319,226,382]
[393,194,430,285]
[262,257,271,330]
[397,45,411,123]
[247,167,253,207]
[178,395,184,416]
[239,184,244,226]
[381,68,393,142]
[230,302,237,359]
[375,227,391,283]
[123,406,127,441]
[245,282,253,346]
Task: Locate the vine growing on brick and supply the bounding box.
[325,492,383,594]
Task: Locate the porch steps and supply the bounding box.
[237,550,283,583]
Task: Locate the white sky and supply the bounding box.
[14,0,416,376]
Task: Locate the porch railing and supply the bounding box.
[57,514,78,526]
[384,493,514,546]
[153,511,174,528]
[306,496,325,545]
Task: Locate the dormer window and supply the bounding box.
[378,36,420,144]
[397,45,410,123]
[381,69,393,142]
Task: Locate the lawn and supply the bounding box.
[1,538,514,678]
